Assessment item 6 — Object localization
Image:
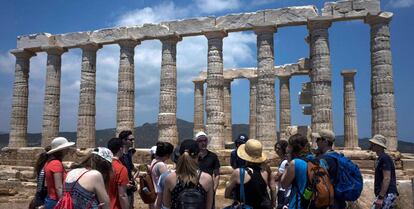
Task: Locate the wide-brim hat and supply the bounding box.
[237,139,267,163]
[369,134,387,149]
[92,147,113,163]
[47,137,75,154]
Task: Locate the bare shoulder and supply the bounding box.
[165,172,177,188]
[200,172,213,182]
[84,169,103,180]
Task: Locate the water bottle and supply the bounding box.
[142,187,150,194]
[302,187,313,200]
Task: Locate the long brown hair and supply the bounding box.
[288,134,310,159]
[72,153,113,187]
[34,146,51,177]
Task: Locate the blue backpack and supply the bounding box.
[325,152,363,201]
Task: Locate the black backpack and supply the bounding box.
[177,171,206,209]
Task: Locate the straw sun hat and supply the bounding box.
[237,139,267,163]
[47,137,75,154]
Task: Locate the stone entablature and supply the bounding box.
[15,0,380,51]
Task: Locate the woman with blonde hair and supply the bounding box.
[61,147,113,209]
[163,139,214,209]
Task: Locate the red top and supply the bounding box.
[44,159,66,200]
[109,158,129,209]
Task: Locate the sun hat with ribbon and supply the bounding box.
[47,137,75,154]
[369,134,387,149]
[237,139,267,163]
[92,147,113,163]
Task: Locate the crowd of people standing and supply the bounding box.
[31,129,398,209]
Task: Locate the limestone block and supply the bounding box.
[402,159,414,170]
[54,32,90,48]
[90,27,128,44]
[17,33,53,49]
[127,24,170,40]
[299,82,312,105]
[322,0,380,20]
[265,6,318,27]
[0,170,18,180]
[163,17,215,36]
[216,11,264,31]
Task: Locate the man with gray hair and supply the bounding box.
[369,134,398,209]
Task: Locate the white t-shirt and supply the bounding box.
[278,159,289,191]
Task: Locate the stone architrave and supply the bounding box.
[341,70,359,149]
[223,78,233,145]
[193,80,205,135]
[279,75,291,141]
[249,77,257,139]
[308,18,333,133]
[204,31,227,150]
[116,39,139,137]
[158,35,181,146]
[9,49,36,148]
[255,26,277,148]
[77,43,100,149]
[365,12,397,151]
[41,46,67,147]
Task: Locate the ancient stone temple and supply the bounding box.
[2,0,413,208]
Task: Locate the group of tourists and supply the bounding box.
[30,129,398,209]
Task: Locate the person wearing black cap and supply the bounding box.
[230,134,249,169]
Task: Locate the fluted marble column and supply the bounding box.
[9,49,36,148]
[193,80,205,135]
[365,12,397,151]
[205,31,227,150]
[41,46,67,147]
[116,40,139,137]
[77,43,100,149]
[341,70,359,149]
[279,75,291,141]
[249,77,257,139]
[158,36,181,146]
[255,26,276,148]
[223,78,233,145]
[308,18,333,133]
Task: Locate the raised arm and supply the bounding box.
[280,160,295,189]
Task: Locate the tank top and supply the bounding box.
[289,159,308,209]
[65,168,99,209]
[170,171,207,209]
[234,165,270,209]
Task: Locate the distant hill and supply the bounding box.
[0,119,413,153]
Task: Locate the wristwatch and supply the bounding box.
[378,195,384,200]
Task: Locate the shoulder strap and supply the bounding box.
[239,168,246,203]
[68,170,90,192]
[150,161,162,174]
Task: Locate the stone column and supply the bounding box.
[41,46,67,147]
[193,80,205,135]
[158,35,181,146]
[249,77,257,139]
[308,18,333,133]
[255,26,276,148]
[341,70,359,149]
[77,43,100,149]
[9,49,36,148]
[279,75,291,141]
[116,39,139,137]
[204,31,227,150]
[365,12,397,151]
[223,78,233,145]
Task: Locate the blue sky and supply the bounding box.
[0,0,413,143]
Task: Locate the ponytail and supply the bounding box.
[176,151,199,185]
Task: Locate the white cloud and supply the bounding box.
[389,0,414,8]
[195,0,242,13]
[0,53,14,74]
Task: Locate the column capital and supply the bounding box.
[118,39,140,48]
[203,30,228,39]
[160,34,182,43]
[79,42,102,51]
[307,17,332,30]
[253,25,277,34]
[193,79,205,84]
[10,49,36,59]
[41,46,68,55]
[278,74,292,80]
[365,12,393,26]
[341,69,357,77]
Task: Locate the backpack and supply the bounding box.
[176,171,206,209]
[138,161,161,204]
[29,169,47,209]
[325,152,363,201]
[295,157,334,209]
[54,170,91,209]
